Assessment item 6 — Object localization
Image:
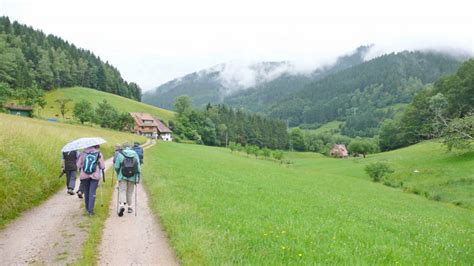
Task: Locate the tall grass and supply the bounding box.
[143,142,473,264]
[0,113,145,228]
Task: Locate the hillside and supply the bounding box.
[142,45,372,110]
[42,87,175,123]
[143,141,473,264]
[0,113,145,228]
[270,51,462,128]
[0,16,141,100]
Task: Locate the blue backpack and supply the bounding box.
[83,152,100,174]
[133,146,144,164]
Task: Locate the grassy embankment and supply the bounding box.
[42,86,175,123]
[0,113,145,228]
[143,141,473,264]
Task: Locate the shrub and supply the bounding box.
[273,150,284,161]
[365,162,394,182]
[229,141,237,152]
[262,148,271,158]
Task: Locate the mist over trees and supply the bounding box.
[269,51,461,131]
[0,16,141,100]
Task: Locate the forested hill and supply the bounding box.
[142,45,372,110]
[0,16,141,100]
[269,51,462,127]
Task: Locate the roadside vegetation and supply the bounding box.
[0,113,145,228]
[143,141,473,264]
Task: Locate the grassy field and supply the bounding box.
[298,121,345,136]
[0,113,145,228]
[42,87,175,123]
[143,141,473,264]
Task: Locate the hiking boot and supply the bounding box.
[67,189,74,195]
[127,207,133,213]
[77,191,83,199]
[118,206,125,217]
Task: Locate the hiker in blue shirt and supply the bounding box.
[114,142,141,216]
[133,142,144,165]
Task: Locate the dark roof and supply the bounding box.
[155,119,172,133]
[4,104,33,111]
[129,112,159,127]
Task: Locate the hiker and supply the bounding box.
[77,145,105,216]
[113,144,122,164]
[61,150,79,195]
[114,142,141,216]
[133,142,144,165]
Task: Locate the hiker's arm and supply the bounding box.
[60,153,64,169]
[114,154,121,172]
[76,153,83,169]
[136,153,141,173]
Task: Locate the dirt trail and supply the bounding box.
[0,158,113,265]
[98,143,178,265]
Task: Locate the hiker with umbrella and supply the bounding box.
[63,137,106,216]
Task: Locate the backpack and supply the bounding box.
[63,151,77,171]
[133,146,144,164]
[121,152,138,177]
[83,152,100,175]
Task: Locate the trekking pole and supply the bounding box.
[100,180,104,207]
[116,184,119,215]
[111,168,114,188]
[100,169,105,207]
[135,173,139,217]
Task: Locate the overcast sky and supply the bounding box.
[1,0,473,91]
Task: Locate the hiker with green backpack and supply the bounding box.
[77,145,105,216]
[114,142,141,217]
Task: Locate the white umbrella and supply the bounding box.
[62,137,107,152]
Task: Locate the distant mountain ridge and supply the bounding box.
[142,45,373,110]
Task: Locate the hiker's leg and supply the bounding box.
[82,178,91,210]
[67,170,76,190]
[78,178,85,193]
[126,181,134,206]
[87,179,99,214]
[118,180,127,207]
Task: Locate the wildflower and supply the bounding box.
[298,253,303,257]
[281,245,286,250]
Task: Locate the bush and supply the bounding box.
[261,148,271,158]
[273,150,284,161]
[365,162,394,182]
[229,141,237,152]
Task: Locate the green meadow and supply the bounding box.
[0,113,145,228]
[42,87,175,122]
[143,141,473,264]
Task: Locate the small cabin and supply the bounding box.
[330,144,348,158]
[4,105,33,117]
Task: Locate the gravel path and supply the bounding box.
[98,143,178,265]
[0,158,113,265]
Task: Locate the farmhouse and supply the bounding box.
[129,112,172,141]
[4,104,33,117]
[330,144,348,158]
